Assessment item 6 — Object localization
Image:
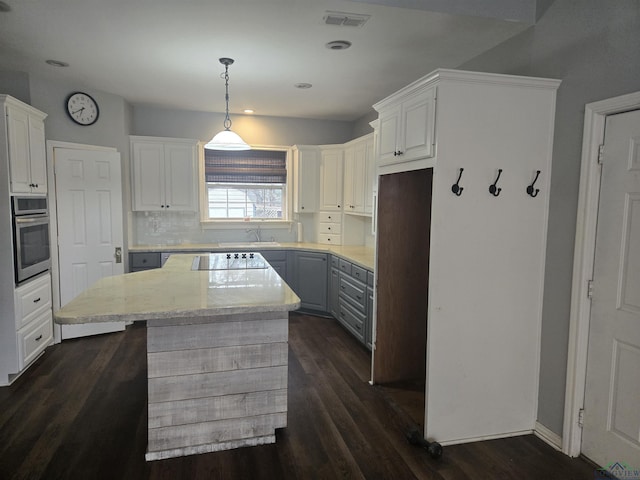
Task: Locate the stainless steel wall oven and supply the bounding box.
[12,196,50,285]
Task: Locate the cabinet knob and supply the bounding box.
[166,205,170,208]
[328,227,331,230]
[301,206,305,210]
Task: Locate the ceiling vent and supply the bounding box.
[323,11,370,28]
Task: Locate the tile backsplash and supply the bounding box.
[132,211,298,246]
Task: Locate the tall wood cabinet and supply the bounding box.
[372,69,561,445]
[0,96,53,386]
[130,136,198,212]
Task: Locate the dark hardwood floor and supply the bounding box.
[0,313,595,479]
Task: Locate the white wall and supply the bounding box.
[459,0,640,436]
[131,104,355,146]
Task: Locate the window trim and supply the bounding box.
[199,144,294,226]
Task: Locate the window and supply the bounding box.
[204,149,287,221]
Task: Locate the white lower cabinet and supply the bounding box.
[18,309,53,370]
[0,274,54,383]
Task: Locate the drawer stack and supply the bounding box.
[318,212,342,245]
[14,274,53,371]
[330,256,373,349]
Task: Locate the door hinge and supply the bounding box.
[587,279,594,299]
[597,144,605,164]
[578,408,585,428]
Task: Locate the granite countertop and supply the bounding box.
[129,242,375,271]
[54,254,301,325]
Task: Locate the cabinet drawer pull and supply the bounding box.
[357,295,362,300]
[341,285,346,290]
[35,335,43,342]
[33,297,41,303]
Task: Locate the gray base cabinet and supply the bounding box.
[290,251,328,313]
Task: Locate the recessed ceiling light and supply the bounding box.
[243,109,254,114]
[325,40,352,51]
[46,59,69,67]
[0,2,11,13]
[294,83,313,89]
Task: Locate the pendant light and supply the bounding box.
[204,58,250,151]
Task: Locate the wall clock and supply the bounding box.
[65,91,99,126]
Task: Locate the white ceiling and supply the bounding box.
[0,0,536,121]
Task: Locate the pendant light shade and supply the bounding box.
[205,58,250,151]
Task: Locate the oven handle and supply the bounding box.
[14,215,48,224]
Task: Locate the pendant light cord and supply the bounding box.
[223,63,232,131]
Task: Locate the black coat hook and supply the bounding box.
[526,170,541,198]
[451,168,464,196]
[489,169,502,197]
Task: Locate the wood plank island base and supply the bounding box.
[54,253,300,461]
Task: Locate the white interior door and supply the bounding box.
[582,109,640,467]
[54,147,125,339]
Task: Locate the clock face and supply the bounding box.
[66,92,99,126]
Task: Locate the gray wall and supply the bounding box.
[459,0,640,435]
[131,105,355,146]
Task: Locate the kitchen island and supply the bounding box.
[54,253,300,461]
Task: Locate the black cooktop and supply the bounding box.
[192,252,268,271]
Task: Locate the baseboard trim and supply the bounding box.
[535,421,562,451]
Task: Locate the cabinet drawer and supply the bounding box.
[318,234,341,245]
[330,256,339,268]
[351,265,367,283]
[338,259,352,275]
[338,299,365,341]
[339,275,367,311]
[260,250,287,262]
[130,252,162,269]
[319,222,341,235]
[15,274,52,330]
[18,310,53,370]
[319,212,340,223]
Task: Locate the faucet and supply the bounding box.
[246,226,261,242]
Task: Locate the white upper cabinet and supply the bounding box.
[292,145,319,213]
[131,136,198,212]
[343,134,374,215]
[376,86,436,166]
[4,97,48,195]
[319,147,343,211]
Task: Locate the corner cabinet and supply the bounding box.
[131,136,198,212]
[372,69,561,446]
[376,86,435,167]
[2,96,48,194]
[292,145,320,213]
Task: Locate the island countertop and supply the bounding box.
[54,254,301,325]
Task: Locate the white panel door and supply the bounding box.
[54,148,125,339]
[582,109,640,467]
